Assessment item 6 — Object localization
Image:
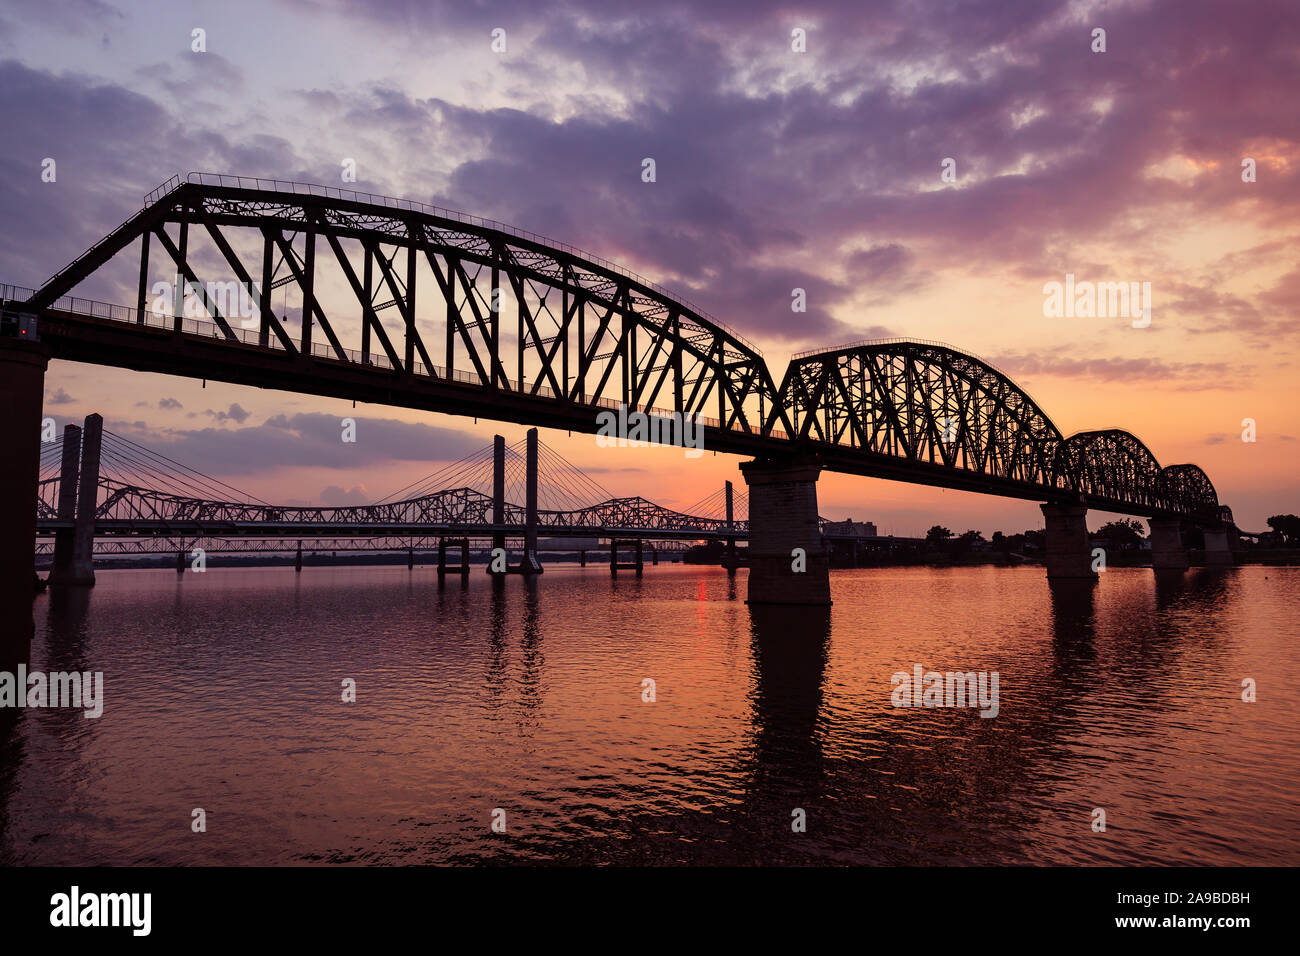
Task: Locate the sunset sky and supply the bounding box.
[2,0,1296,535]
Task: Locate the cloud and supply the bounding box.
[159,397,183,409]
[991,348,1235,389]
[46,387,75,404]
[319,484,370,505]
[106,412,484,476]
[205,403,251,424]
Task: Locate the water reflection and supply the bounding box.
[1,564,1296,866]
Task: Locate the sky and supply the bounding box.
[2,0,1297,535]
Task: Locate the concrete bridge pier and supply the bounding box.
[609,539,643,576]
[176,547,186,573]
[47,423,82,585]
[295,541,303,572]
[1203,527,1233,566]
[1149,518,1189,571]
[579,549,586,567]
[438,537,470,579]
[1039,503,1097,580]
[0,337,50,623]
[739,456,831,606]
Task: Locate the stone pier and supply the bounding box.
[739,456,831,606]
[1203,527,1233,566]
[1149,518,1189,571]
[1039,503,1097,580]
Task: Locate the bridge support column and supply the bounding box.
[48,423,82,586]
[724,480,737,576]
[1039,503,1097,580]
[489,434,506,577]
[520,427,543,574]
[1149,518,1189,571]
[438,538,470,579]
[651,545,658,566]
[0,338,50,616]
[739,457,831,606]
[295,541,303,572]
[67,412,102,586]
[579,549,586,567]
[176,548,186,573]
[408,546,415,570]
[1203,527,1233,566]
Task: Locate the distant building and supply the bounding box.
[823,518,878,538]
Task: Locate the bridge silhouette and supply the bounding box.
[34,418,763,577]
[0,172,1237,610]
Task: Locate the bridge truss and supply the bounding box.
[9,173,1226,525]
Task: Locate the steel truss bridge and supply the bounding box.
[6,172,1227,526]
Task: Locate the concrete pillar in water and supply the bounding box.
[1039,503,1097,580]
[1149,518,1189,571]
[0,337,51,615]
[67,412,103,585]
[739,456,831,606]
[1203,527,1233,566]
[48,423,82,585]
[176,548,186,573]
[579,549,586,567]
[295,541,303,572]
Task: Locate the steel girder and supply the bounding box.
[28,179,786,438]
[779,342,1222,520]
[780,342,1065,487]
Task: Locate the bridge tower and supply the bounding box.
[1039,502,1098,580]
[723,480,738,574]
[489,434,506,575]
[739,456,831,606]
[519,427,543,574]
[0,334,51,622]
[47,423,82,585]
[65,413,103,585]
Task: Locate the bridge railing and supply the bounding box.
[139,172,760,355]
[9,283,790,441]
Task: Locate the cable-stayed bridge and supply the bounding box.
[33,417,768,575]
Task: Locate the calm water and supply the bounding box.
[2,563,1297,866]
